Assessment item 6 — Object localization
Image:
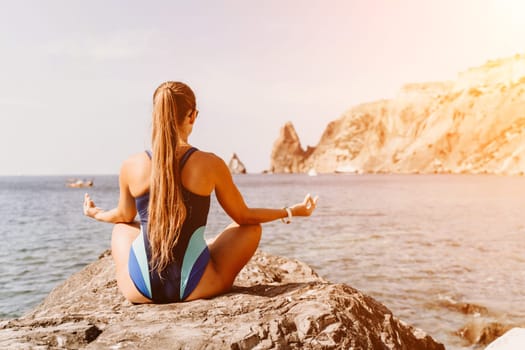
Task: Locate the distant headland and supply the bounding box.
[270,53,525,175]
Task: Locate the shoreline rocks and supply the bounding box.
[457,319,515,347]
[0,250,445,349]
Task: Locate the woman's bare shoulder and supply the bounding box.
[121,152,150,169]
[119,152,151,184]
[118,152,151,196]
[191,150,230,184]
[192,150,225,167]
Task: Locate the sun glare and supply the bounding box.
[492,0,525,31]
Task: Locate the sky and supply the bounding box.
[1,0,525,175]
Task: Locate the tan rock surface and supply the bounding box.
[270,122,314,173]
[271,53,525,174]
[0,251,444,349]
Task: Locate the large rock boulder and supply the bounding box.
[0,251,444,349]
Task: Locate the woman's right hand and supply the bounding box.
[290,193,319,217]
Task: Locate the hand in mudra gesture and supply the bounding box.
[83,193,103,218]
[291,194,319,217]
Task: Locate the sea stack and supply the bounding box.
[228,153,247,174]
[270,122,314,173]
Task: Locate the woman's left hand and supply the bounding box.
[290,193,319,217]
[83,193,103,219]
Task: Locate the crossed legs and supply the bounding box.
[185,222,262,301]
[111,222,152,303]
[110,222,262,303]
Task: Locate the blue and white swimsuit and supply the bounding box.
[128,147,211,302]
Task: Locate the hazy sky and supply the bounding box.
[1,0,524,174]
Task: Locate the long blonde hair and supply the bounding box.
[148,81,196,273]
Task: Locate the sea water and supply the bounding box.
[1,174,525,349]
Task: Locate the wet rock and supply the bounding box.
[0,251,444,349]
[436,298,489,316]
[457,318,516,346]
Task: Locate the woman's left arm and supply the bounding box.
[83,161,137,223]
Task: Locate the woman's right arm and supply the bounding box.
[212,155,318,225]
[83,158,138,224]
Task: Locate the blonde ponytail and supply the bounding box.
[148,82,196,273]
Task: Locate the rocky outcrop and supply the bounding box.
[270,122,314,173]
[271,53,525,174]
[0,250,444,349]
[229,152,247,174]
[457,319,515,347]
[429,291,524,347]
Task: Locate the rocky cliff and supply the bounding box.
[0,250,444,349]
[270,122,315,173]
[271,53,525,174]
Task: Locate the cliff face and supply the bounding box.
[0,250,444,349]
[271,122,314,173]
[271,53,525,174]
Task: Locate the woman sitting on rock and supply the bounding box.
[83,81,318,304]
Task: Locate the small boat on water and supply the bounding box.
[66,179,94,188]
[335,164,359,174]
